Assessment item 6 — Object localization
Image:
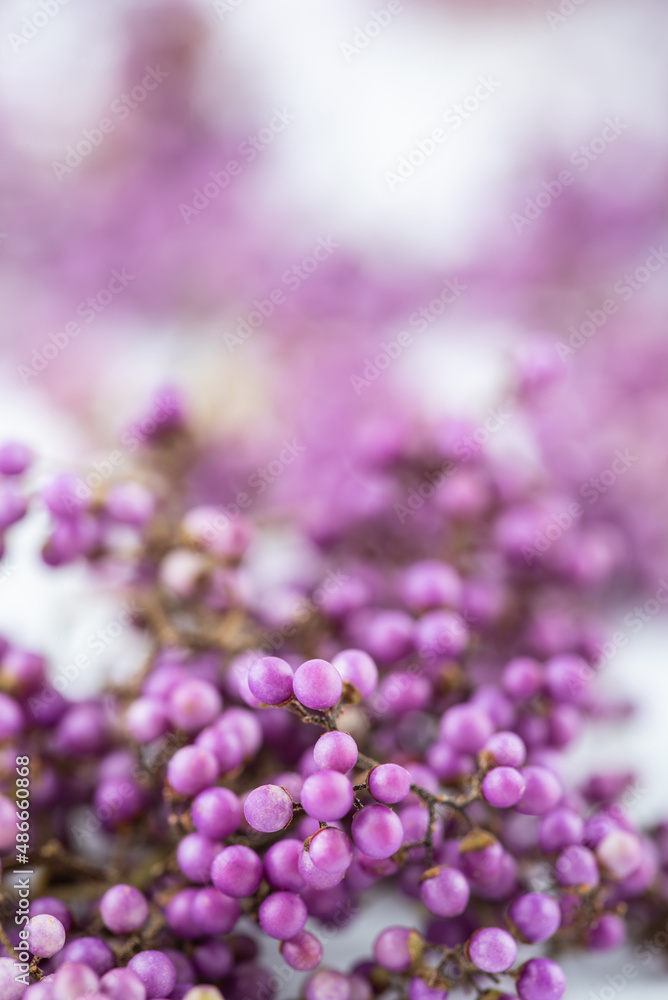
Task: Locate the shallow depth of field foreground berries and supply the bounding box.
[1,2,668,1000]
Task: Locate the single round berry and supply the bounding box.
[177,833,221,884]
[60,937,115,974]
[400,560,462,611]
[301,770,354,821]
[192,887,241,935]
[468,927,517,973]
[331,649,378,699]
[99,968,148,1000]
[306,970,351,1000]
[192,786,242,839]
[501,657,543,700]
[373,926,413,972]
[244,784,293,832]
[309,827,354,873]
[128,951,176,999]
[281,930,323,971]
[484,731,527,767]
[265,838,305,891]
[258,891,308,940]
[508,893,561,944]
[440,704,492,753]
[352,804,404,859]
[168,679,222,732]
[167,746,219,797]
[538,807,584,853]
[293,659,343,710]
[211,845,263,897]
[516,958,567,1000]
[126,697,168,743]
[368,763,411,804]
[248,656,294,705]
[27,914,66,957]
[100,884,149,934]
[165,888,198,939]
[515,766,562,815]
[419,867,470,917]
[313,731,358,772]
[482,766,526,808]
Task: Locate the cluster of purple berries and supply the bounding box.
[0,391,665,1000]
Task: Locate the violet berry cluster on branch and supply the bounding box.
[0,388,664,1000]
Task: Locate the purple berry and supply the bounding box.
[515,766,562,815]
[248,656,294,705]
[128,951,176,999]
[244,784,293,832]
[516,958,566,1000]
[331,649,378,699]
[352,804,404,860]
[27,914,66,958]
[258,891,308,940]
[281,930,323,971]
[100,884,149,934]
[373,926,412,972]
[368,763,411,804]
[556,845,599,888]
[482,766,526,808]
[313,731,358,773]
[167,747,219,797]
[508,893,561,943]
[211,845,263,897]
[439,704,492,753]
[192,786,242,839]
[419,867,470,917]
[293,659,343,711]
[468,926,517,973]
[301,770,354,821]
[309,827,354,873]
